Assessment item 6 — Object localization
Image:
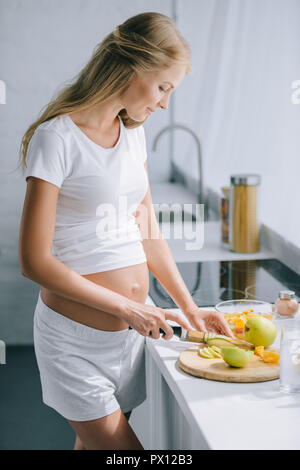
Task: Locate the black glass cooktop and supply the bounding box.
[148,258,300,308]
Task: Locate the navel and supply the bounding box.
[131,282,141,294]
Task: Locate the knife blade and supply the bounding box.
[159,326,254,350]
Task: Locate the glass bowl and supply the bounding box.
[215,299,277,340]
[215,299,276,315]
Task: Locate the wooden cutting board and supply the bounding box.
[178,346,279,383]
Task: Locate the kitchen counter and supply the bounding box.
[129,218,300,450]
[143,310,300,450]
[159,219,274,263]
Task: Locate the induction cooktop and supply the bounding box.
[148,258,300,308]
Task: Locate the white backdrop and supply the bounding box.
[173,0,300,247]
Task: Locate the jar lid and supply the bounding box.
[279,290,296,299]
[230,174,261,186]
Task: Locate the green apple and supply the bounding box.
[221,347,254,367]
[244,317,277,347]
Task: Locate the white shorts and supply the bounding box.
[33,292,147,422]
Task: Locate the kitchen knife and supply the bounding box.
[160,326,254,350]
[129,326,253,349]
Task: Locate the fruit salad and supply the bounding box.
[224,309,274,340]
[254,345,280,363]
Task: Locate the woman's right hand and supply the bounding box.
[121,300,192,340]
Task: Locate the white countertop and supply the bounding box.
[143,220,300,450]
[158,220,274,263]
[145,311,300,450]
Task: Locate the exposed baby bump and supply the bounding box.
[115,267,149,301]
[84,262,149,301]
[41,263,149,332]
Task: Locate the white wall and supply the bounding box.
[174,0,300,248]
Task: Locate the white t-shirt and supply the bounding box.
[24,114,149,274]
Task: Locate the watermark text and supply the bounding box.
[95,197,205,251]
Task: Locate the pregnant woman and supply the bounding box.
[18,12,233,450]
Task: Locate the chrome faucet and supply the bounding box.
[152,124,203,205]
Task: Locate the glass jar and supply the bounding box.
[229,174,261,253]
[220,186,230,247]
[275,290,299,317]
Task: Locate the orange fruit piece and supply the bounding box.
[235,319,246,329]
[234,327,244,334]
[254,346,264,357]
[261,350,280,363]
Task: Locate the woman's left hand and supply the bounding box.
[186,308,235,338]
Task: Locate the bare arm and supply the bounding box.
[22,254,132,318]
[19,177,191,339]
[134,163,234,338]
[136,166,197,315]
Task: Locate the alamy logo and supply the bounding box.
[0,340,6,364]
[0,80,6,104]
[95,196,205,251]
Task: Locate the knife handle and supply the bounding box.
[161,327,205,342]
[162,327,205,342]
[129,326,182,337]
[159,326,182,337]
[186,330,205,342]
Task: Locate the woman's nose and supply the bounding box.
[159,96,170,110]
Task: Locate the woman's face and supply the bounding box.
[121,64,187,121]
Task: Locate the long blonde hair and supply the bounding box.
[18,12,191,172]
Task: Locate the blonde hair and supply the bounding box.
[18,12,191,172]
